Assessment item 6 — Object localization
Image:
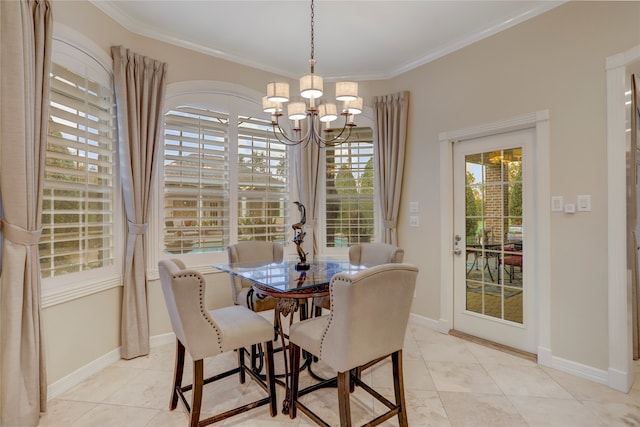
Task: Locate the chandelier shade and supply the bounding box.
[300,74,323,99]
[287,102,307,121]
[335,81,358,101]
[266,82,290,103]
[264,0,362,147]
[262,96,280,114]
[318,103,338,122]
[343,97,363,115]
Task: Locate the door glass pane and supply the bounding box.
[464,149,523,323]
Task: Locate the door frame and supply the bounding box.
[439,111,551,361]
[452,130,535,352]
[605,44,640,392]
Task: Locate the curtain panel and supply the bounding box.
[293,142,322,257]
[0,0,52,425]
[112,46,168,359]
[372,91,410,245]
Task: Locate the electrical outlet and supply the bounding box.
[409,216,419,227]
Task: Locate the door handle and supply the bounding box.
[453,234,462,256]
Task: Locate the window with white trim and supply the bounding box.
[237,116,288,242]
[41,43,116,279]
[325,127,375,247]
[163,105,288,256]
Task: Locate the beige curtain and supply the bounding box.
[112,46,168,359]
[372,91,410,245]
[0,1,52,425]
[293,142,322,257]
[631,75,639,360]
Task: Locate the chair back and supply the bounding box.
[348,243,404,267]
[320,263,418,372]
[227,241,284,305]
[158,259,223,360]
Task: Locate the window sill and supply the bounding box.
[42,275,122,309]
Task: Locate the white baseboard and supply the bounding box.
[48,322,631,401]
[537,345,552,367]
[47,333,177,401]
[47,347,121,400]
[608,366,634,393]
[408,314,629,391]
[409,313,440,331]
[548,354,609,386]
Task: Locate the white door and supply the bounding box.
[453,128,536,353]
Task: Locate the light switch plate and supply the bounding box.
[409,201,419,214]
[551,196,563,212]
[564,203,576,214]
[577,195,591,212]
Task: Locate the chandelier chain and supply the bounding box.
[310,0,315,60]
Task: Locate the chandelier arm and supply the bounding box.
[271,115,313,146]
[321,126,353,147]
[315,115,353,146]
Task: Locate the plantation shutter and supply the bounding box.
[325,127,375,247]
[163,107,229,253]
[41,62,116,277]
[237,116,288,242]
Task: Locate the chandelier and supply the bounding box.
[262,0,363,147]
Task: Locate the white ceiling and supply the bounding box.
[91,0,564,81]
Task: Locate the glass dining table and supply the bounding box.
[214,256,367,413]
[215,256,366,296]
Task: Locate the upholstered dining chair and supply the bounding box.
[288,263,418,427]
[158,259,277,427]
[227,241,283,370]
[313,242,404,313]
[227,241,283,311]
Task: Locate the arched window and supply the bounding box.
[41,25,121,305]
[156,82,289,268]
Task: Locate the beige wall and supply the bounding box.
[44,0,640,385]
[394,1,640,370]
[43,287,121,383]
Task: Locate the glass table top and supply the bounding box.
[214,257,368,293]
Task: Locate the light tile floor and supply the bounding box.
[38,321,640,427]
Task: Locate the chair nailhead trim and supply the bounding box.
[176,271,223,352]
[319,276,352,358]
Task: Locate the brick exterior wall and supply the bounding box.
[483,161,508,244]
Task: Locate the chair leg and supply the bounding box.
[170,339,185,410]
[337,371,352,427]
[273,309,279,340]
[190,359,204,427]
[264,340,278,417]
[238,347,246,383]
[349,367,360,393]
[392,350,408,427]
[288,342,301,419]
[250,344,264,374]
